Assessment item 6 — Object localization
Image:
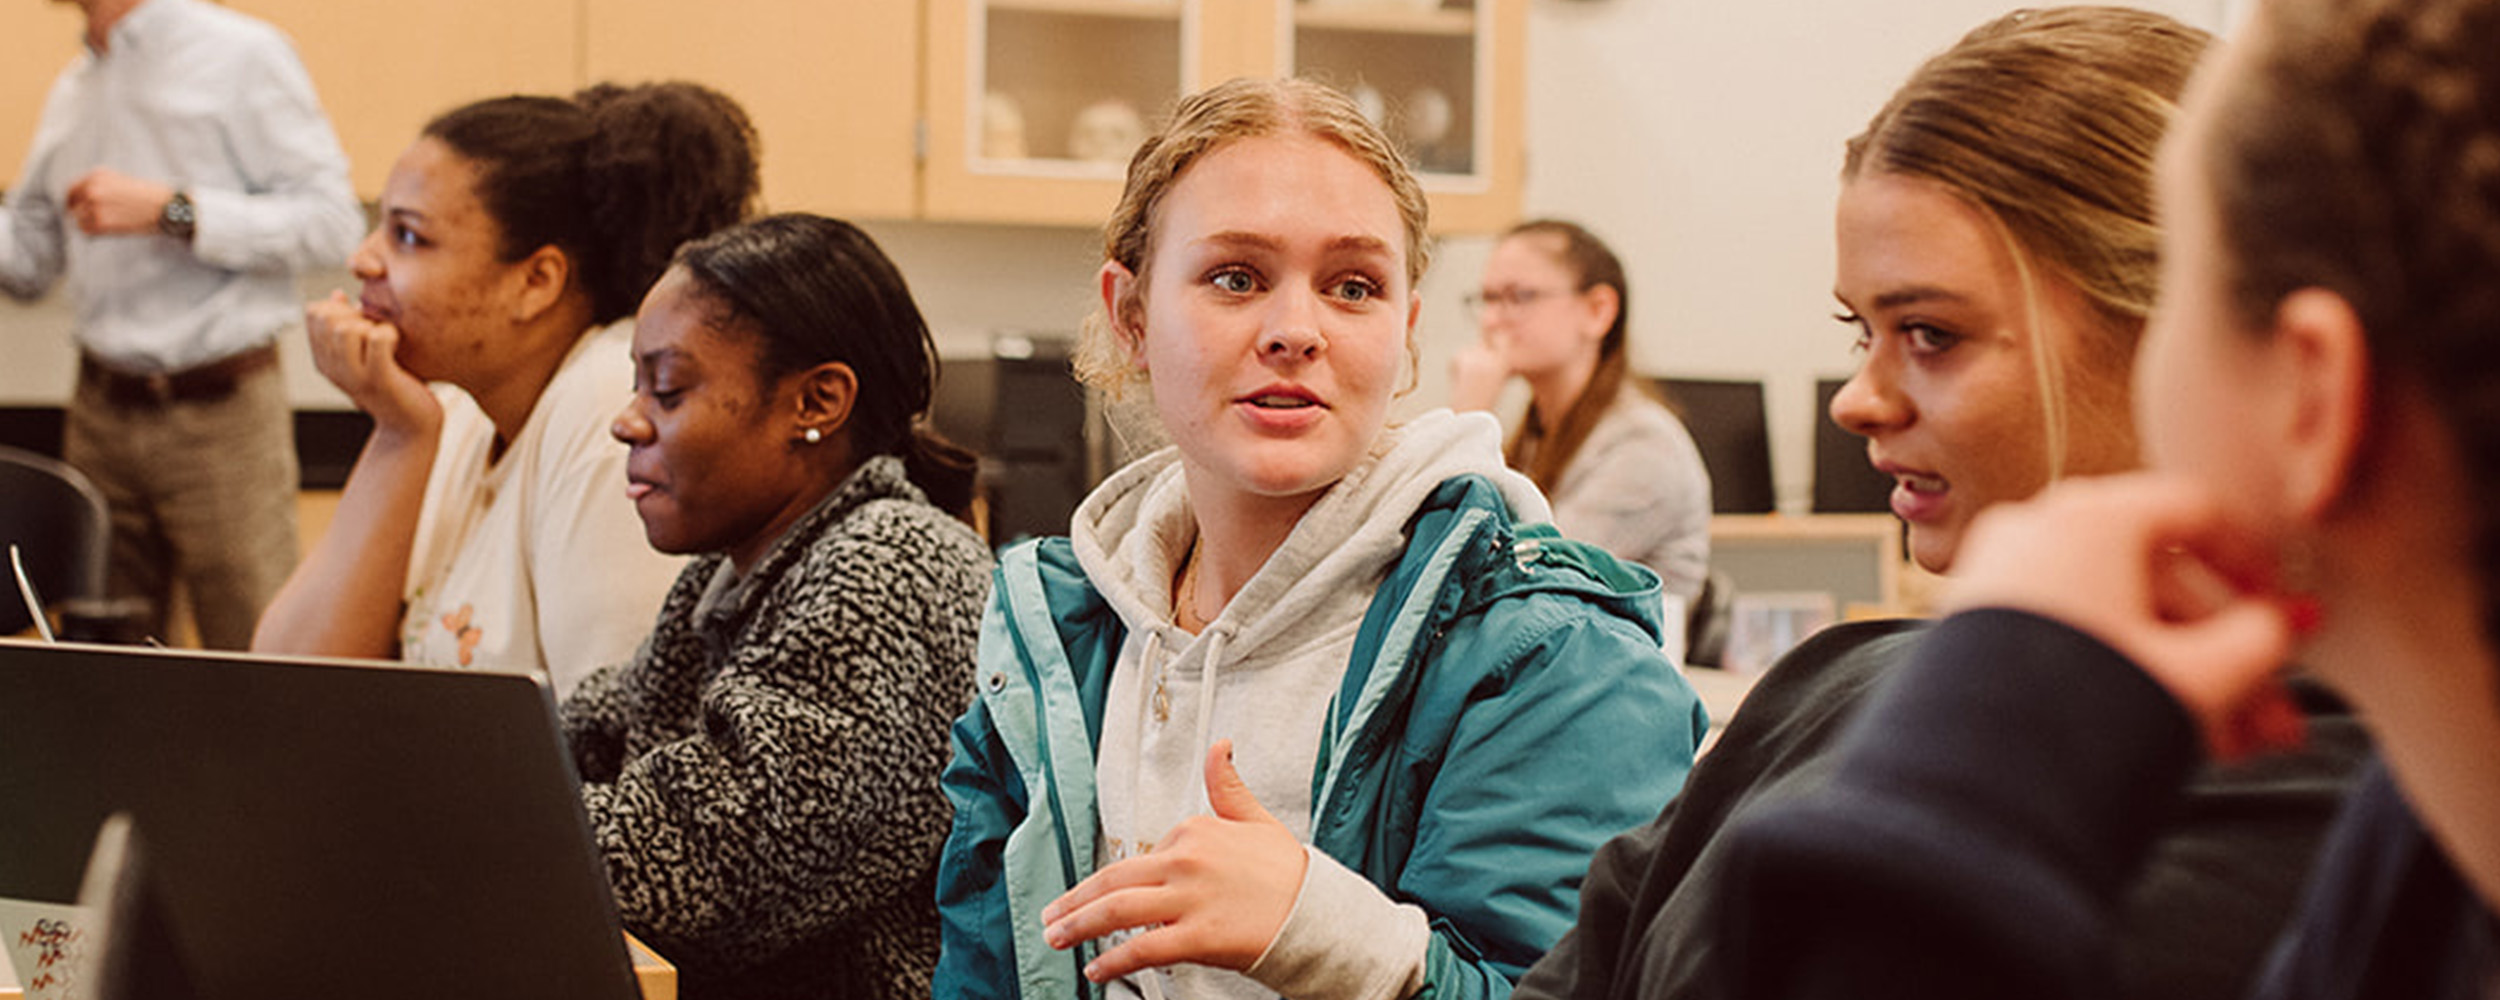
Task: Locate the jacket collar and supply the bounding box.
[693,455,923,639]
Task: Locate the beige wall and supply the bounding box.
[0,4,82,179]
[0,0,2224,510]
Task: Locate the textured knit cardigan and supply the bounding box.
[563,456,992,1000]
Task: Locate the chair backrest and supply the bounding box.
[1654,377,1775,514]
[0,445,110,635]
[1685,569,1736,668]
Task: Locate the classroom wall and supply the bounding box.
[0,0,2226,508]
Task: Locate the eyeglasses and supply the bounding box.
[1463,286,1570,315]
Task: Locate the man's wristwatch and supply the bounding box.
[158,190,196,242]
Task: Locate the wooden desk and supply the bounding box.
[625,935,678,1000]
[1708,513,1938,618]
[0,933,675,1000]
[1683,665,1759,757]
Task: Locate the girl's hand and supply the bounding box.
[1448,333,1513,413]
[307,291,440,436]
[1947,473,2308,759]
[1041,740,1308,983]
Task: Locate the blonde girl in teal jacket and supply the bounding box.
[933,77,1705,1000]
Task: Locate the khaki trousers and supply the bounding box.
[64,357,301,649]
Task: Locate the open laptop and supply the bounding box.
[0,640,640,1000]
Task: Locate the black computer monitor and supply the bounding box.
[0,642,641,1000]
[1655,377,1776,514]
[1813,378,1898,513]
[930,341,1106,547]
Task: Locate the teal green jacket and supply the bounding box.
[934,475,1707,999]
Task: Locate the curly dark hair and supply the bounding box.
[671,214,979,519]
[421,81,761,324]
[2206,0,2500,654]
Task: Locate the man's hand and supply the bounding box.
[64,168,176,236]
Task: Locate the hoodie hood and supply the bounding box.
[1070,407,1549,653]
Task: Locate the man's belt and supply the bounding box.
[80,344,279,409]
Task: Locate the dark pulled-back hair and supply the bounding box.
[422,81,761,324]
[671,213,979,519]
[2207,0,2500,651]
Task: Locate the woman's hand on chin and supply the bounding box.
[1448,335,1514,413]
[1040,740,1308,983]
[1947,472,2308,760]
[308,291,441,438]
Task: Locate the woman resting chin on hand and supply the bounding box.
[254,83,761,695]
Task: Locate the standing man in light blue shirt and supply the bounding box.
[0,0,361,647]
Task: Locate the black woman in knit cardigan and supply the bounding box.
[563,213,991,1000]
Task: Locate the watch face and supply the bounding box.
[160,192,195,238]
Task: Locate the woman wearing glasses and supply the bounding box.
[1450,220,1712,611]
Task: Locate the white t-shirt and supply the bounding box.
[400,320,683,696]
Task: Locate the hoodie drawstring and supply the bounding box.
[1118,622,1234,1000]
[1191,624,1233,812]
[1129,622,1239,825]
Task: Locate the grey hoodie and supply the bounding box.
[1071,409,1550,1000]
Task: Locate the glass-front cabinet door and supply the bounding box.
[925,0,1218,225]
[924,0,1520,230]
[1270,0,1523,232]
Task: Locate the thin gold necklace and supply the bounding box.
[1173,542,1206,633]
[1154,543,1200,725]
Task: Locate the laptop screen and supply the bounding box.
[0,641,639,1000]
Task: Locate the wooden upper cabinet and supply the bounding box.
[582,0,919,220]
[921,0,1521,232]
[226,0,582,201]
[923,0,1207,226]
[0,5,84,191]
[10,0,1518,231]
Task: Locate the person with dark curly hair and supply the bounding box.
[253,82,760,695]
[564,213,989,1000]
